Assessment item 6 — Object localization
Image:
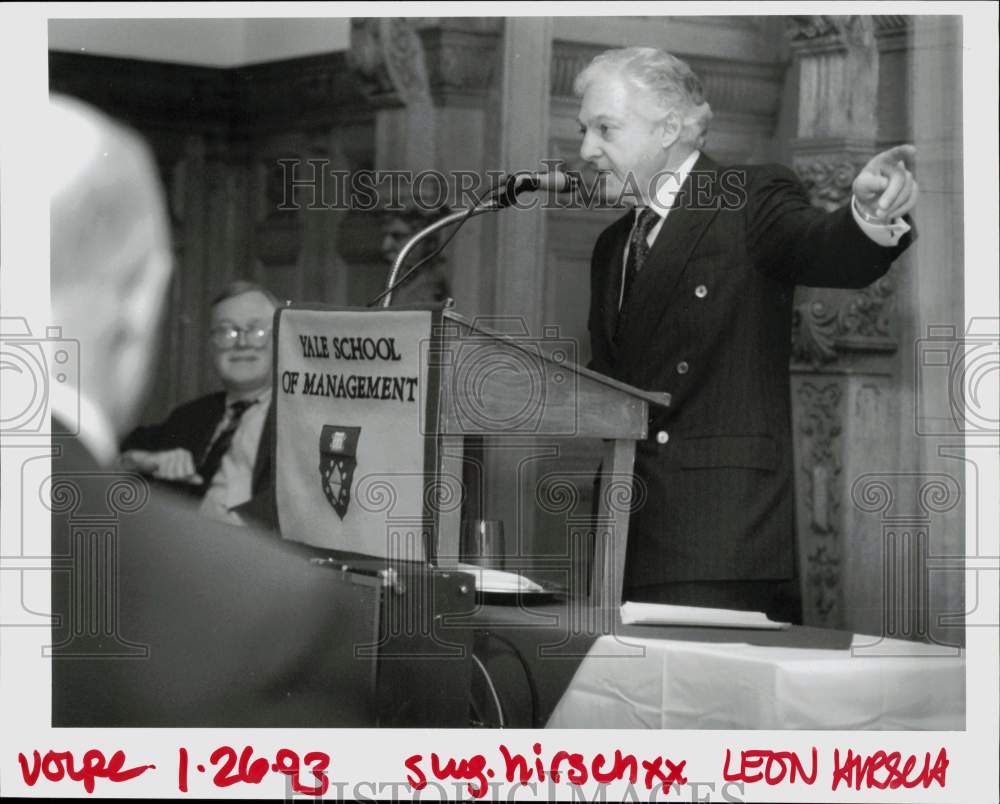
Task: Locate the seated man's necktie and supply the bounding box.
[197,399,256,486]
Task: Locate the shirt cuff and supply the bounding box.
[852,195,911,247]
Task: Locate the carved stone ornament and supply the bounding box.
[839,277,894,339]
[873,16,912,38]
[791,277,896,367]
[792,300,839,366]
[349,18,431,106]
[789,150,898,366]
[794,157,869,211]
[796,381,843,624]
[426,34,496,96]
[381,18,431,105]
[349,19,393,97]
[786,15,842,41]
[786,15,871,48]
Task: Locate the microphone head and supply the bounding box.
[493,167,580,209]
[534,169,578,194]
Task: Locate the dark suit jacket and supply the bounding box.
[121,391,273,499]
[50,419,369,726]
[588,155,912,589]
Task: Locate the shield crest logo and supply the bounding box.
[319,425,361,520]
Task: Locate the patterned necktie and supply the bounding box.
[196,398,256,487]
[620,206,661,309]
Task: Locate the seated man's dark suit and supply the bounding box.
[121,391,272,498]
[587,155,912,619]
[50,419,364,726]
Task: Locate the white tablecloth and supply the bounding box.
[546,633,964,729]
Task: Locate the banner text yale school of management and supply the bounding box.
[275,308,432,555]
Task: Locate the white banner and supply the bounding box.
[274,307,434,558]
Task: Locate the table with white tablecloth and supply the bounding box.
[544,631,964,729]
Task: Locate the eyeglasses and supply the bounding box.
[209,324,272,350]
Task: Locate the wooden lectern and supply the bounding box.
[427,311,669,610]
[276,305,667,609]
[272,305,666,726]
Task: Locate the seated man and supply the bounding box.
[120,280,279,524]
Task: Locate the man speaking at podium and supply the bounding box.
[574,48,917,622]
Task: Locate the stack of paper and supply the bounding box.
[457,563,546,595]
[620,601,789,630]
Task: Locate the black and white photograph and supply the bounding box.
[0,5,996,802]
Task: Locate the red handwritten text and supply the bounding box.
[18,749,154,794]
[499,743,687,792]
[831,747,948,791]
[404,751,492,798]
[722,747,818,785]
[177,745,329,796]
[404,744,688,799]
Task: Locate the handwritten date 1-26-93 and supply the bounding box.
[178,746,330,795]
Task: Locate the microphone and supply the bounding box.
[374,167,578,306]
[495,169,579,209]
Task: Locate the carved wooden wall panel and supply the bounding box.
[49,50,375,425]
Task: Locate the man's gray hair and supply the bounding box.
[573,47,713,148]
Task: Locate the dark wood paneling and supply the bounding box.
[49,51,376,425]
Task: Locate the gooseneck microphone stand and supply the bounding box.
[378,202,496,308]
[373,170,576,308]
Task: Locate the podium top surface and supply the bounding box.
[435,311,667,440]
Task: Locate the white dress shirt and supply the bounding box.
[198,388,272,526]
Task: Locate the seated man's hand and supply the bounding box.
[120,448,204,485]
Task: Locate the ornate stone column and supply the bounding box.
[493,18,553,333]
[786,15,909,631]
[897,16,967,648]
[349,18,502,314]
[350,17,435,172]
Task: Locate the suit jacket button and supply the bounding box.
[695,284,708,298]
[677,360,689,374]
[656,430,669,445]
